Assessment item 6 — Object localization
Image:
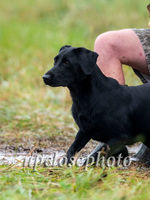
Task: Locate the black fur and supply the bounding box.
[43,45,150,163]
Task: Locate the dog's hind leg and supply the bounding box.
[83,142,128,166]
[106,138,129,159]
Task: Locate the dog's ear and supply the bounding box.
[74,48,99,75]
[59,45,72,52]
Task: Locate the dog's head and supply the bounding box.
[43,45,98,87]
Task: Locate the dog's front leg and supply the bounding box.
[66,130,91,164]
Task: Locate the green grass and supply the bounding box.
[0,0,150,199]
[1,166,150,200]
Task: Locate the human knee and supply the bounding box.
[94,31,121,57]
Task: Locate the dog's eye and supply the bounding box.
[63,59,69,65]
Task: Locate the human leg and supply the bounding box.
[94,29,149,84]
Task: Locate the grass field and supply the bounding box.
[0,0,150,199]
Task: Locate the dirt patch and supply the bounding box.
[0,142,148,167]
[0,138,99,167]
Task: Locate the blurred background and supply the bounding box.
[0,0,150,148]
[1,1,150,198]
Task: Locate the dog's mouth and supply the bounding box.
[42,74,67,87]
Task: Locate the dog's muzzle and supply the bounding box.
[43,74,52,85]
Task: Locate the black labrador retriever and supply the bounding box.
[43,45,150,164]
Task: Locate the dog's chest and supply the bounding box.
[71,102,96,130]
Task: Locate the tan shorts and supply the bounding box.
[132,29,150,83]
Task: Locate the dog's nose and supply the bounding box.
[43,74,51,80]
[43,74,52,85]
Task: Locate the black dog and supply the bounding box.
[43,45,150,164]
